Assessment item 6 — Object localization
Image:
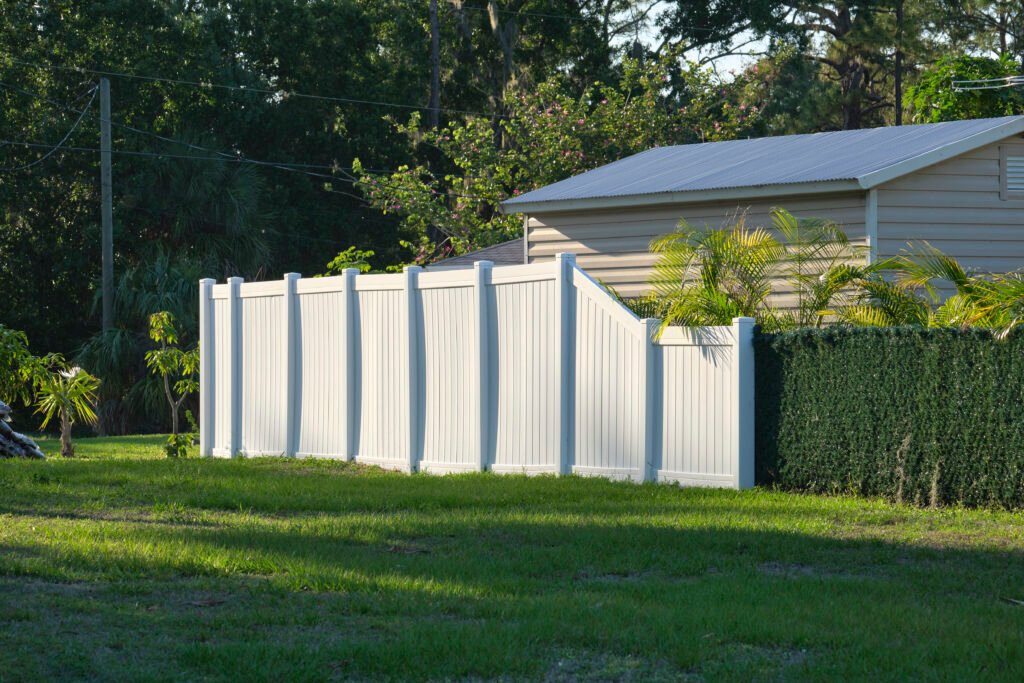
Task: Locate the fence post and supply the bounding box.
[474,260,493,472]
[404,265,423,473]
[732,317,755,489]
[554,252,576,475]
[282,273,300,457]
[640,318,660,482]
[198,278,215,457]
[340,268,359,461]
[227,276,244,456]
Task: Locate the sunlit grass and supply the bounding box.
[1,436,1023,681]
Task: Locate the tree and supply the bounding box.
[648,209,872,333]
[32,361,101,458]
[354,52,761,261]
[144,312,199,436]
[905,54,1024,122]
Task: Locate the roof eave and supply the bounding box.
[500,179,863,215]
[857,116,1024,189]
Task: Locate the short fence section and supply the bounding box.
[198,256,754,489]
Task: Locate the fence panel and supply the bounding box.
[294,281,348,458]
[237,283,286,455]
[418,270,480,473]
[200,256,755,489]
[490,265,561,474]
[571,270,649,481]
[352,275,410,470]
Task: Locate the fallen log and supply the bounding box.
[0,400,45,459]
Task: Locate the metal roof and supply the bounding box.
[502,116,1024,212]
[426,239,524,269]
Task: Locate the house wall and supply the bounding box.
[525,192,868,297]
[876,137,1024,273]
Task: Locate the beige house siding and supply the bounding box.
[876,138,1024,273]
[526,193,867,297]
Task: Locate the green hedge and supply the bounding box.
[755,327,1024,508]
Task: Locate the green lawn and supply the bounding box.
[2,436,1023,682]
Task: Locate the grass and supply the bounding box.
[2,436,1023,682]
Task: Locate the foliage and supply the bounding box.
[755,326,1024,508]
[906,54,1024,123]
[830,242,1024,339]
[324,246,376,275]
[163,410,198,459]
[144,312,199,436]
[0,326,35,406]
[648,209,868,333]
[31,359,101,458]
[355,52,762,261]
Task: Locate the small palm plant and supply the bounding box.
[33,359,101,458]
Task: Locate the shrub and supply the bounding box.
[755,326,1024,508]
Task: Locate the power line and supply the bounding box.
[0,85,97,172]
[0,79,498,202]
[6,57,496,118]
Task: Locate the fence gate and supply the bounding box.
[199,255,754,488]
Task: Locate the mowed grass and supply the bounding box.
[2,437,1024,682]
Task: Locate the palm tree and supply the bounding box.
[33,361,100,458]
[828,242,1024,338]
[649,209,871,333]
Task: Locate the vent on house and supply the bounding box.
[1000,146,1024,199]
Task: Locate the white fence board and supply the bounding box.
[420,284,478,472]
[353,287,409,470]
[491,278,561,473]
[295,290,347,457]
[200,256,755,489]
[239,293,285,455]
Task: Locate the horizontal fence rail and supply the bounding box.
[199,256,754,488]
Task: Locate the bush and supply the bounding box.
[755,326,1024,508]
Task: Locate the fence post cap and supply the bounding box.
[554,252,576,264]
[199,277,216,286]
[732,316,756,325]
[473,260,494,269]
[403,264,423,273]
[283,272,301,280]
[227,276,244,285]
[341,267,361,276]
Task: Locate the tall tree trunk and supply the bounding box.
[429,0,441,129]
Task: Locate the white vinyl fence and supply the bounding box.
[198,255,754,488]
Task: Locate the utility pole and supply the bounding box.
[429,0,441,129]
[894,0,904,126]
[100,77,114,331]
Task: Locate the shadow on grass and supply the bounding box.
[2,458,1024,681]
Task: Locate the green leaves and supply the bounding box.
[144,312,199,435]
[33,362,101,431]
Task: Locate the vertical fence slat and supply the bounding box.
[732,317,755,489]
[227,276,243,457]
[340,268,358,460]
[640,318,659,482]
[405,265,423,473]
[283,273,300,457]
[474,260,493,472]
[198,278,215,457]
[554,253,575,475]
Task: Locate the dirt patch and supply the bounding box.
[542,649,686,683]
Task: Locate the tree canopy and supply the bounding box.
[1,0,1022,432]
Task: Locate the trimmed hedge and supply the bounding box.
[755,327,1024,508]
